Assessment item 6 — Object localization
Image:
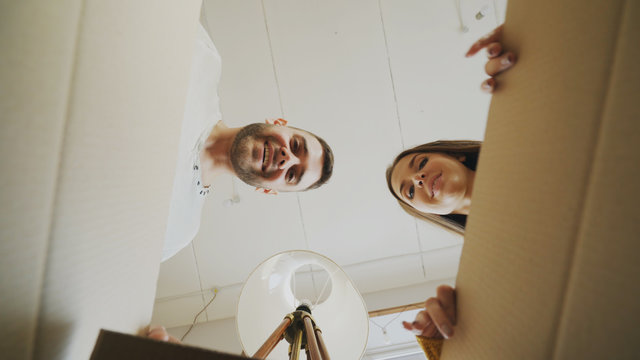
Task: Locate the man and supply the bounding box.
[162,116,333,262]
[162,118,333,262]
[161,25,333,261]
[203,118,333,194]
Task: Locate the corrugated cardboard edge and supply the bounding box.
[441,0,639,358]
[552,1,640,358]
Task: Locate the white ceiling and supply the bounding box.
[152,0,506,350]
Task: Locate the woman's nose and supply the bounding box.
[277,147,300,169]
[413,173,426,187]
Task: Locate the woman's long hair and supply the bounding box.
[386,140,482,234]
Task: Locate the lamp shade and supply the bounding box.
[236,250,369,359]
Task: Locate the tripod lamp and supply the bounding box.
[236,250,369,359]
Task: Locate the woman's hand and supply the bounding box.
[402,285,457,339]
[466,25,517,93]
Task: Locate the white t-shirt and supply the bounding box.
[162,24,222,261]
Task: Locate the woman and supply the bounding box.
[396,26,517,359]
[387,140,481,234]
[386,25,516,234]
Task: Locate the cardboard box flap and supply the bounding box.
[442,0,640,359]
[552,0,640,358]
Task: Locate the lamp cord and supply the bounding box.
[311,268,339,310]
[180,288,219,341]
[369,305,411,333]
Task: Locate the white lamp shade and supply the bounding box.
[236,250,369,359]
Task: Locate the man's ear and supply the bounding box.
[255,187,278,195]
[457,155,467,163]
[265,118,288,126]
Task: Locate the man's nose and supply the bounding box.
[413,173,425,187]
[277,147,300,169]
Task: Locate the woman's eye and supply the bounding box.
[287,169,295,183]
[408,185,415,199]
[419,158,428,170]
[292,139,299,152]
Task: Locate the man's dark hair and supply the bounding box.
[306,134,333,190]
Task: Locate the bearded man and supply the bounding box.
[161,24,333,261]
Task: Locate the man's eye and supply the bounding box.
[292,139,299,152]
[408,185,415,199]
[287,169,295,183]
[419,158,428,170]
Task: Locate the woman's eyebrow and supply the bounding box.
[409,154,418,169]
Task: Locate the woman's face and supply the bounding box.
[390,152,471,215]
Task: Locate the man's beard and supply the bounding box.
[230,123,271,187]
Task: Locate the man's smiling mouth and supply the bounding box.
[262,142,270,172]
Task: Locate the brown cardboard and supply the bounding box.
[442,0,640,359]
[90,330,251,360]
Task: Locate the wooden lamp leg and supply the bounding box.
[253,315,293,359]
[302,316,321,360]
[314,327,330,360]
[289,326,304,360]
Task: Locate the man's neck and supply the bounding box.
[198,120,240,186]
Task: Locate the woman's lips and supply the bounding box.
[429,172,443,198]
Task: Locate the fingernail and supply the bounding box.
[441,325,453,339]
[482,81,492,90]
[411,329,423,335]
[501,56,511,65]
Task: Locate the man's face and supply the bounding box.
[230,123,324,192]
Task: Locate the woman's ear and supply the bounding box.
[265,118,288,126]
